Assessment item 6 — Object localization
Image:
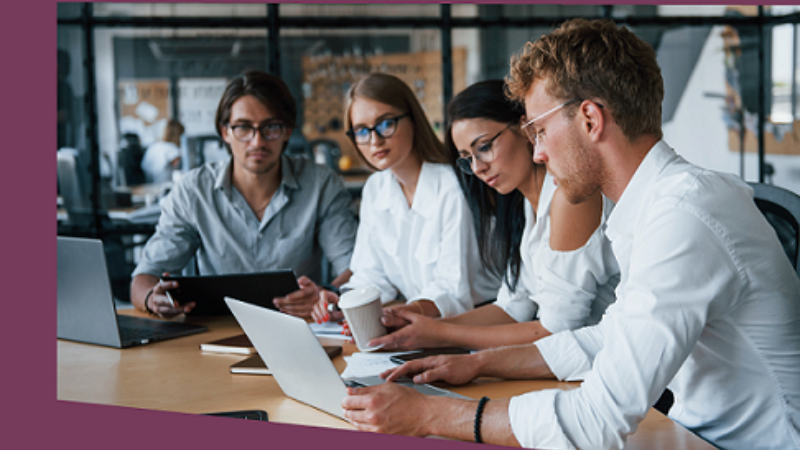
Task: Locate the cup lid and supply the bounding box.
[339,286,381,308]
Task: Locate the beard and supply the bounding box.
[552,138,603,205]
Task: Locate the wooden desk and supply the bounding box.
[57,315,714,449]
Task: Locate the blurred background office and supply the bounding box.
[57,3,800,302]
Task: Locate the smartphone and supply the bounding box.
[205,410,269,421]
[389,348,472,365]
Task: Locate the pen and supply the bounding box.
[160,278,176,307]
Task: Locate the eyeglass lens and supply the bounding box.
[352,116,401,144]
[231,123,284,141]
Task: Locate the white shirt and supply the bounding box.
[342,162,500,318]
[494,172,619,333]
[141,141,181,184]
[509,141,800,450]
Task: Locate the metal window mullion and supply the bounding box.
[758,6,766,183]
[268,4,280,76]
[82,2,102,236]
[441,4,452,125]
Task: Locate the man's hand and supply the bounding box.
[272,276,319,319]
[341,383,433,436]
[368,308,447,350]
[149,273,195,318]
[381,353,483,386]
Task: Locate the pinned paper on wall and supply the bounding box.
[118,79,170,146]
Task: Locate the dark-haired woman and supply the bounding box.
[369,80,618,351]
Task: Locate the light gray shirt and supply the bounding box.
[133,154,357,283]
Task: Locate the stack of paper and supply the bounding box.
[340,352,409,378]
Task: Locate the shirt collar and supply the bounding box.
[279,153,300,190]
[214,156,235,194]
[606,140,676,239]
[213,153,299,194]
[375,162,438,218]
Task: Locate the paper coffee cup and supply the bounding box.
[339,286,385,352]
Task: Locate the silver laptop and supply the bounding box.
[57,236,207,348]
[225,297,470,420]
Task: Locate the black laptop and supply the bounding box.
[161,270,300,315]
[57,237,207,348]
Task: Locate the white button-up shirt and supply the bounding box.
[494,172,619,333]
[510,141,800,450]
[342,162,500,318]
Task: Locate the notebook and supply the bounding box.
[162,271,299,315]
[225,297,470,420]
[57,236,207,348]
[200,334,256,355]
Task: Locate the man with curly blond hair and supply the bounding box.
[341,19,800,450]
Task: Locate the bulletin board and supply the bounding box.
[118,79,171,146]
[301,48,467,171]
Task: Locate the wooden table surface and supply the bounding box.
[57,313,715,449]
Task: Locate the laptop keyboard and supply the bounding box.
[119,325,163,341]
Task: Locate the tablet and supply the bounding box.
[162,270,299,315]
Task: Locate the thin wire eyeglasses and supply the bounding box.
[519,98,581,147]
[455,123,513,175]
[228,122,286,142]
[346,113,410,145]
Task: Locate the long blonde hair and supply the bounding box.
[344,73,449,170]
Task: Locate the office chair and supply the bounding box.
[747,182,800,278]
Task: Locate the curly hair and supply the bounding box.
[507,18,663,141]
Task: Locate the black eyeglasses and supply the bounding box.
[455,123,512,175]
[346,113,409,145]
[228,122,286,142]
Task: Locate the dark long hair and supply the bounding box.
[444,80,527,291]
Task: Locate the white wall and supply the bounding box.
[662,25,800,195]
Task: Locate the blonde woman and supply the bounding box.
[313,73,500,325]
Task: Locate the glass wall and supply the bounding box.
[58,3,800,236]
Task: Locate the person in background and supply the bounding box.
[367,79,618,351]
[341,19,800,450]
[313,73,501,323]
[131,71,357,320]
[57,48,76,150]
[141,119,184,184]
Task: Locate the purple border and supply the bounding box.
[43,1,775,450]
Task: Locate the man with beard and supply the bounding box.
[131,71,357,320]
[341,19,800,450]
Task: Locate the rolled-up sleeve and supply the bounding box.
[535,225,619,334]
[494,279,538,323]
[132,179,201,277]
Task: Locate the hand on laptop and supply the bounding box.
[272,276,319,319]
[367,309,446,350]
[150,274,195,318]
[380,352,481,386]
[341,383,434,436]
